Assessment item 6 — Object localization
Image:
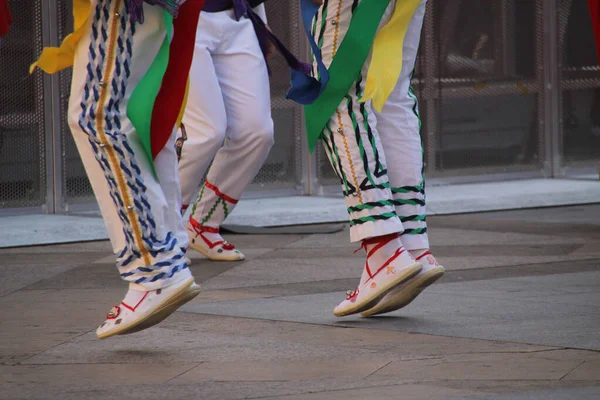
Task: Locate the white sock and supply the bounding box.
[122,283,150,307]
[359,233,406,285]
[409,248,428,260]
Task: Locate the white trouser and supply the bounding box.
[314,0,429,249]
[178,7,274,228]
[68,0,191,290]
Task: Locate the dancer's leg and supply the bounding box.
[67,1,200,338]
[362,0,445,317]
[186,9,274,261]
[312,0,422,317]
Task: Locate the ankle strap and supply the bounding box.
[357,233,401,279]
[189,218,220,234]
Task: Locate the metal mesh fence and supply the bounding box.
[57,1,94,207]
[0,0,47,209]
[58,1,305,205]
[316,0,546,188]
[1,0,599,212]
[248,0,304,192]
[433,0,542,173]
[558,0,600,170]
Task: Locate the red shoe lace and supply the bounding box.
[188,218,236,251]
[354,233,406,281]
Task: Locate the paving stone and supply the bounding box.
[90,248,278,265]
[0,251,108,266]
[469,204,600,226]
[1,205,599,399]
[171,359,390,383]
[258,383,480,400]
[159,314,557,357]
[0,287,124,363]
[0,378,475,400]
[564,361,600,381]
[427,228,587,247]
[0,215,109,248]
[188,247,276,261]
[0,363,196,385]
[24,263,123,290]
[0,240,112,254]
[26,261,240,290]
[187,289,274,304]
[182,272,600,350]
[0,264,77,297]
[22,324,379,365]
[430,244,582,258]
[437,254,600,272]
[372,352,580,381]
[260,247,364,260]
[438,379,600,396]
[216,233,307,249]
[446,386,600,399]
[570,241,600,255]
[201,257,363,290]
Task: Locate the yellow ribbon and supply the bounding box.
[175,78,190,128]
[29,0,92,74]
[361,0,421,112]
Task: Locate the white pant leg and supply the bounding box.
[155,129,189,251]
[375,0,429,251]
[178,11,228,208]
[68,1,191,290]
[315,0,402,243]
[187,10,274,228]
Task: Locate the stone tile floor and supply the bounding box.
[1,205,599,399]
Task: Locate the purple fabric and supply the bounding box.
[203,0,310,76]
[203,0,265,12]
[126,0,187,24]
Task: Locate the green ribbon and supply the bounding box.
[304,0,390,152]
[127,11,173,176]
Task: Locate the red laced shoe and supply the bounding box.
[186,218,245,261]
[334,234,422,317]
[361,250,445,317]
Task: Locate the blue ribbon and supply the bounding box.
[285,0,330,105]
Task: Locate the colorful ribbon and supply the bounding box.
[285,0,330,105]
[31,0,203,176]
[362,0,421,112]
[29,0,91,74]
[300,0,392,152]
[150,0,204,160]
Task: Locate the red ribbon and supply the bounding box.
[150,0,205,158]
[589,0,600,63]
[0,0,12,37]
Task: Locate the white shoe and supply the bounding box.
[187,219,245,261]
[96,277,201,339]
[361,251,445,317]
[334,245,422,317]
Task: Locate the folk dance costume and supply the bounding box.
[178,0,310,261]
[288,0,444,316]
[31,0,205,338]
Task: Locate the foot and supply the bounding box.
[361,250,445,317]
[96,277,201,339]
[334,235,422,317]
[187,218,245,261]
